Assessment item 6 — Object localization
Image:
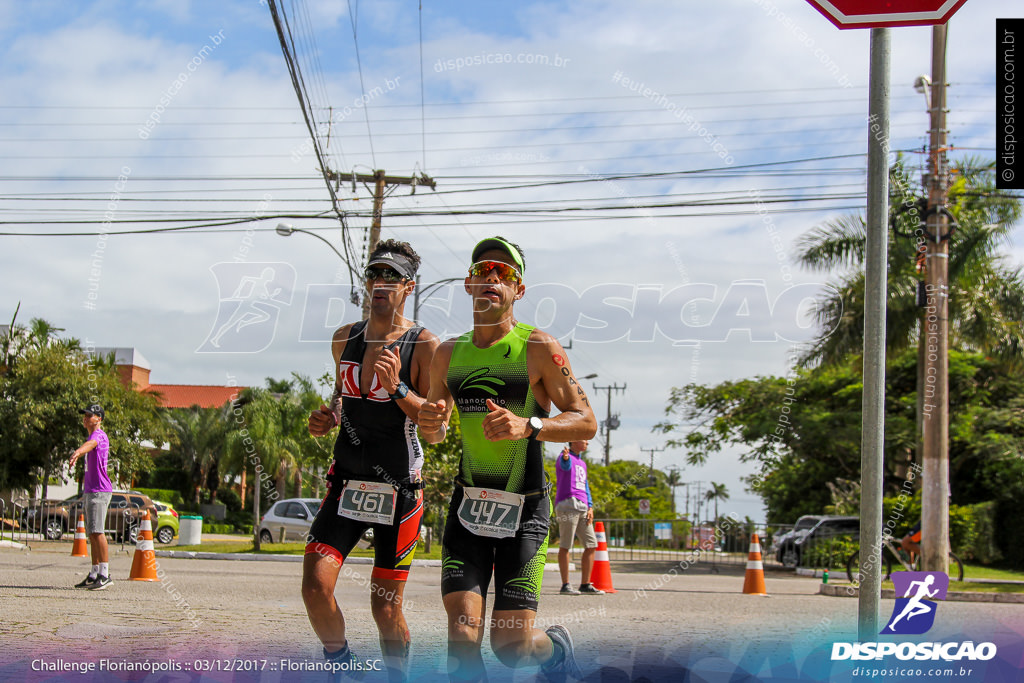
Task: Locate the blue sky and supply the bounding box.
[0,0,1014,523]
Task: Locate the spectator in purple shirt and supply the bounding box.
[68,404,112,590]
[554,440,604,595]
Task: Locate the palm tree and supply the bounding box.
[2,307,73,372]
[277,373,335,498]
[704,481,729,524]
[796,158,1024,368]
[162,405,229,506]
[665,467,684,517]
[796,159,1024,475]
[224,386,304,513]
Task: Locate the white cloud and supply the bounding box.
[0,0,1014,525]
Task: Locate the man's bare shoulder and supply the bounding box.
[412,327,441,349]
[332,323,356,343]
[435,336,458,357]
[331,323,357,358]
[526,327,566,359]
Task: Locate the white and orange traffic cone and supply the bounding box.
[71,514,88,557]
[742,533,768,596]
[589,521,617,593]
[129,511,159,581]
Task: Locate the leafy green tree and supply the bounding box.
[1,335,89,496]
[796,157,1024,367]
[224,386,301,507]
[162,404,230,506]
[0,314,162,496]
[656,348,1024,530]
[584,459,673,519]
[285,373,335,498]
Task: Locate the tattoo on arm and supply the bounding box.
[553,352,590,403]
[554,356,592,407]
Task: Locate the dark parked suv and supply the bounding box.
[775,515,859,568]
[774,515,823,568]
[25,491,160,543]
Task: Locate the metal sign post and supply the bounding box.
[800,0,966,639]
[859,27,890,638]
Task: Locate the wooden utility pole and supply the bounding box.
[921,24,951,575]
[326,169,436,318]
[640,446,665,481]
[592,383,626,465]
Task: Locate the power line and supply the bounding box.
[418,0,427,172]
[346,0,376,166]
[0,201,867,236]
[267,0,361,291]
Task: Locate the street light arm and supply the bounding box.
[413,277,465,322]
[417,277,463,298]
[278,225,350,266]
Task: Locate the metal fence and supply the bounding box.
[548,518,792,569]
[553,518,859,571]
[2,495,142,550]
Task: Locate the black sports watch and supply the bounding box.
[389,382,409,401]
[528,416,544,439]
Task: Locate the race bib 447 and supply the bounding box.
[457,487,525,539]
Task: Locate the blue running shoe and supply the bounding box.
[541,624,583,682]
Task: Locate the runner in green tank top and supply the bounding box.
[446,320,548,495]
[420,236,597,682]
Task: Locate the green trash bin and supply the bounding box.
[179,515,203,546]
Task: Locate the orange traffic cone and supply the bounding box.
[71,514,88,557]
[129,511,159,581]
[589,521,617,593]
[742,533,768,596]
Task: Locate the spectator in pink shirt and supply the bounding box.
[68,404,112,590]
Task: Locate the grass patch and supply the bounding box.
[949,582,1024,594]
[834,577,1024,594]
[961,563,1024,582]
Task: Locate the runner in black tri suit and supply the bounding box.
[305,239,439,682]
[419,236,597,682]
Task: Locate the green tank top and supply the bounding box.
[447,322,549,494]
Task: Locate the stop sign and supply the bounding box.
[805,0,968,29]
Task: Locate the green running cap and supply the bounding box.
[471,237,525,274]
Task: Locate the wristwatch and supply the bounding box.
[389,382,409,400]
[528,416,544,439]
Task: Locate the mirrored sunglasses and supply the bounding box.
[468,260,522,283]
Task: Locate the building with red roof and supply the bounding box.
[90,347,244,408]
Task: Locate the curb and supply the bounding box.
[819,582,1024,604]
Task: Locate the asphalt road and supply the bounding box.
[1,545,1021,682]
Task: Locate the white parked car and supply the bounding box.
[258,497,375,547]
[258,498,322,543]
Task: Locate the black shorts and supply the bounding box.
[440,485,551,612]
[305,482,423,581]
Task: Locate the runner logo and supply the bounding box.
[338,361,389,402]
[458,368,506,395]
[881,571,948,635]
[832,571,996,663]
[198,262,295,353]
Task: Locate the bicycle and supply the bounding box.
[846,535,963,583]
